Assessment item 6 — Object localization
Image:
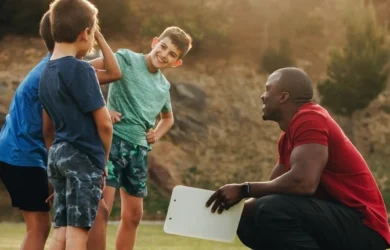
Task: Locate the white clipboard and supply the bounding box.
[163,185,245,243]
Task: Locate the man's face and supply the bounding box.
[150,37,183,69]
[261,72,283,121]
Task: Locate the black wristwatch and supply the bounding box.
[240,182,250,198]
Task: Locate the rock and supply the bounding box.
[171,83,207,111]
[148,156,177,195]
[0,80,8,94]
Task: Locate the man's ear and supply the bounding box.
[151,37,159,49]
[171,59,183,68]
[280,92,290,104]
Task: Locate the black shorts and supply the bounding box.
[0,161,50,212]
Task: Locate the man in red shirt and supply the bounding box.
[206,67,390,250]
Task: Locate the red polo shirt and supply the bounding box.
[278,102,390,245]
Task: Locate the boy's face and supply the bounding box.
[150,37,183,69]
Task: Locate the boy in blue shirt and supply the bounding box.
[39,0,120,249]
[0,11,54,250]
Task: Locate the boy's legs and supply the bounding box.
[87,136,120,250]
[0,162,51,250]
[237,194,388,250]
[116,190,143,250]
[87,199,109,250]
[48,142,103,250]
[21,211,51,250]
[107,135,148,250]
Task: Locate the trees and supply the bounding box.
[261,38,294,74]
[318,1,390,143]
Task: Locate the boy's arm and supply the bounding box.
[146,111,174,144]
[90,30,122,85]
[42,109,54,151]
[92,106,113,164]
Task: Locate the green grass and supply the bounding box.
[0,222,248,250]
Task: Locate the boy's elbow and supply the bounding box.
[112,70,122,81]
[104,120,113,134]
[99,120,113,135]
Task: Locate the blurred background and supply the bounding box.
[1,0,390,222]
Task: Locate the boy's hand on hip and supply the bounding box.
[146,129,157,144]
[109,110,122,124]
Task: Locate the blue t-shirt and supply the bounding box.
[0,54,50,168]
[39,56,106,170]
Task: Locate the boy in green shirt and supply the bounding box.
[90,26,192,249]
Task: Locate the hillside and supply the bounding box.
[1,0,390,219]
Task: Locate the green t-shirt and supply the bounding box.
[107,49,172,148]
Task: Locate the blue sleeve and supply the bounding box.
[68,63,105,113]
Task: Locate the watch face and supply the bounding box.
[241,183,249,197]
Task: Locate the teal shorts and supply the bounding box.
[106,134,148,198]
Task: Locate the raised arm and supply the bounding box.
[90,30,122,85]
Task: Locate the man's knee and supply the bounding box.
[255,195,294,219]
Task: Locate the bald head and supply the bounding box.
[269,67,313,104]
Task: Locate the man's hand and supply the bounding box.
[146,129,157,144]
[109,110,122,124]
[206,184,243,214]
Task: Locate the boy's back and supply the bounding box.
[39,57,106,169]
[0,54,50,167]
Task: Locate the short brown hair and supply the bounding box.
[39,11,55,52]
[50,0,98,43]
[159,27,192,59]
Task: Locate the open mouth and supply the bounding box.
[157,55,166,63]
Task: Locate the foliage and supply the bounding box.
[0,0,50,38]
[261,38,295,74]
[318,0,390,116]
[134,0,234,53]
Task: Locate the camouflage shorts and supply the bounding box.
[106,134,148,197]
[48,142,103,229]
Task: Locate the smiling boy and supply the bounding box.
[90,26,192,250]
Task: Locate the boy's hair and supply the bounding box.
[39,11,55,52]
[159,27,192,59]
[49,0,98,43]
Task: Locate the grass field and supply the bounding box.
[0,222,248,250]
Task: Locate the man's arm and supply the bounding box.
[146,111,174,144]
[42,109,54,151]
[89,30,122,85]
[269,163,286,181]
[206,143,328,213]
[249,143,328,197]
[92,106,113,164]
[242,163,286,216]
